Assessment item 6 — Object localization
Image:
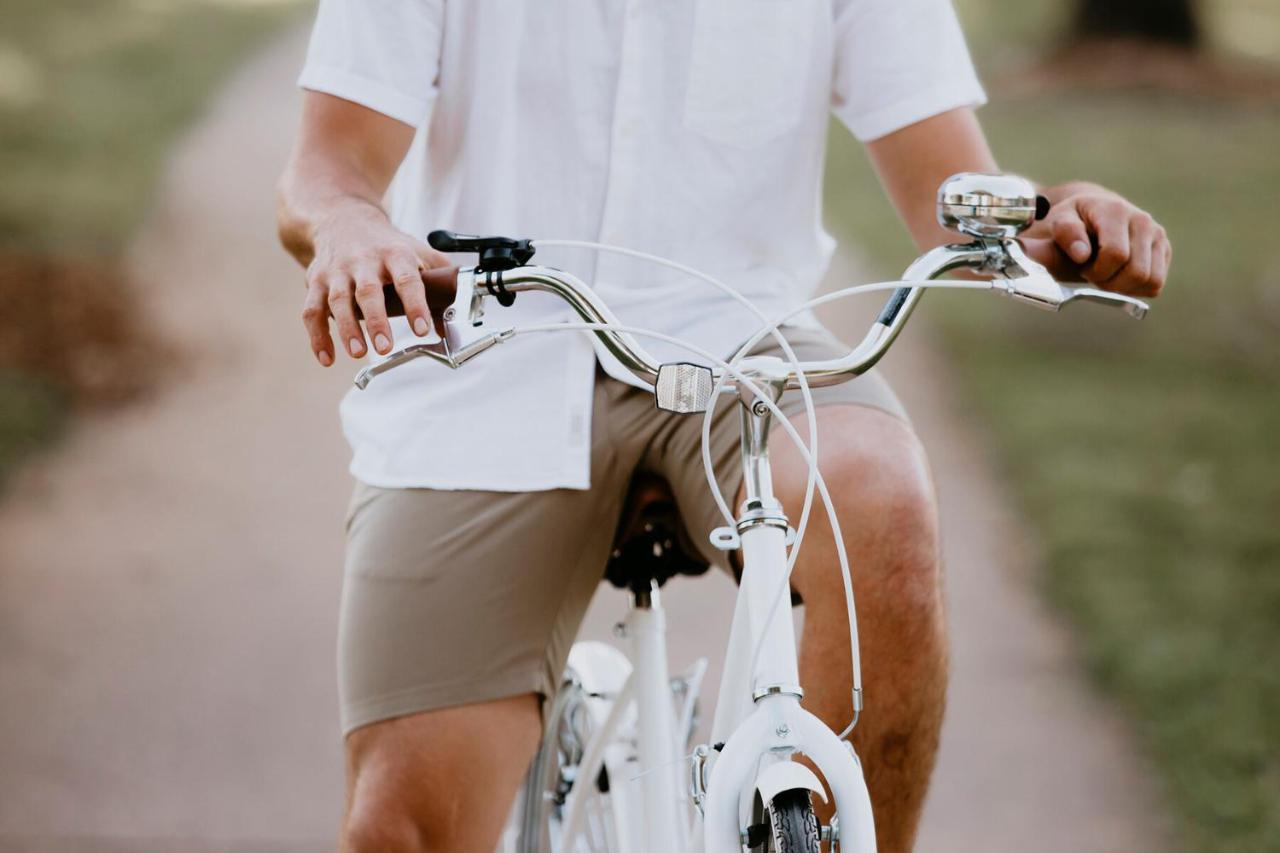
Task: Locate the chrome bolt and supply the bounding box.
[443,306,456,320]
[752,400,770,416]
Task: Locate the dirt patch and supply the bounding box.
[994,39,1280,104]
[0,250,169,406]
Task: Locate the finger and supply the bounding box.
[1109,215,1155,295]
[1150,231,1171,294]
[1082,201,1131,283]
[327,277,366,358]
[386,251,433,337]
[1049,205,1093,266]
[301,275,334,367]
[351,262,394,355]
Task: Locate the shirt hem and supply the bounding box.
[350,467,591,493]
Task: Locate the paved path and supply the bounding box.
[0,27,1165,852]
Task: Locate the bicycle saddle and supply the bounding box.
[605,474,711,595]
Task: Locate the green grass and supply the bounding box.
[0,0,303,252]
[824,6,1280,850]
[0,373,67,478]
[0,0,303,483]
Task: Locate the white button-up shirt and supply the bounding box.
[299,0,985,491]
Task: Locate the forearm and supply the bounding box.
[276,153,389,268]
[865,107,998,251]
[276,92,416,268]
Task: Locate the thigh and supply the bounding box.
[340,478,626,734]
[339,370,656,735]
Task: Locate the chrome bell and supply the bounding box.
[937,173,1042,239]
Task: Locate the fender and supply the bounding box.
[567,641,635,729]
[755,759,828,807]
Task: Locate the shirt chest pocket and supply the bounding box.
[683,0,812,148]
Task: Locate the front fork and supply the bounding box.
[701,366,878,852]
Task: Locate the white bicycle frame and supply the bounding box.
[547,375,879,853]
[356,174,1151,853]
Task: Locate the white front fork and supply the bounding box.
[704,524,878,852]
[702,697,877,853]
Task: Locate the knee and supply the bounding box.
[341,749,456,853]
[342,796,429,853]
[343,762,483,853]
[339,697,541,853]
[784,411,940,613]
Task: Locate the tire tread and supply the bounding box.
[766,789,821,852]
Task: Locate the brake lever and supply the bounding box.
[1058,286,1149,319]
[353,267,515,389]
[354,341,453,389]
[353,329,515,389]
[994,240,1149,319]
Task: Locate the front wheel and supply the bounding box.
[753,789,821,852]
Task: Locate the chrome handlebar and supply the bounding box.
[354,174,1150,402]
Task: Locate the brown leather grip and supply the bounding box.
[354,266,460,321]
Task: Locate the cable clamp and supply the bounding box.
[488,270,517,307]
[709,526,741,551]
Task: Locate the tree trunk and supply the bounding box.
[1074,0,1200,47]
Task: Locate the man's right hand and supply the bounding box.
[303,207,451,365]
[277,91,444,367]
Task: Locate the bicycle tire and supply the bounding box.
[764,789,821,853]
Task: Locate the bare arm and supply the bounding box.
[866,107,1169,296]
[277,92,451,365]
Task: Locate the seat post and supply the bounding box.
[625,578,683,848]
[632,578,658,610]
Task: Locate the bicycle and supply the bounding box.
[353,173,1150,852]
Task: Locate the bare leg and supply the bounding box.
[762,405,945,853]
[340,693,542,852]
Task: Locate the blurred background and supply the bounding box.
[0,0,1276,851]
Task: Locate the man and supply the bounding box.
[277,1,1170,850]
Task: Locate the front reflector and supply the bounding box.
[655,362,714,414]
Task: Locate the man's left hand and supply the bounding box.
[1021,182,1171,297]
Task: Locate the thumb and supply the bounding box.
[1049,204,1093,266]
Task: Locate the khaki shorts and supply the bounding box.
[339,326,907,734]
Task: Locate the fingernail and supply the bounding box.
[316,350,332,367]
[348,337,364,356]
[413,316,430,336]
[1070,241,1091,262]
[374,333,391,353]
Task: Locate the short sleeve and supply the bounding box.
[831,0,987,142]
[297,0,445,128]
